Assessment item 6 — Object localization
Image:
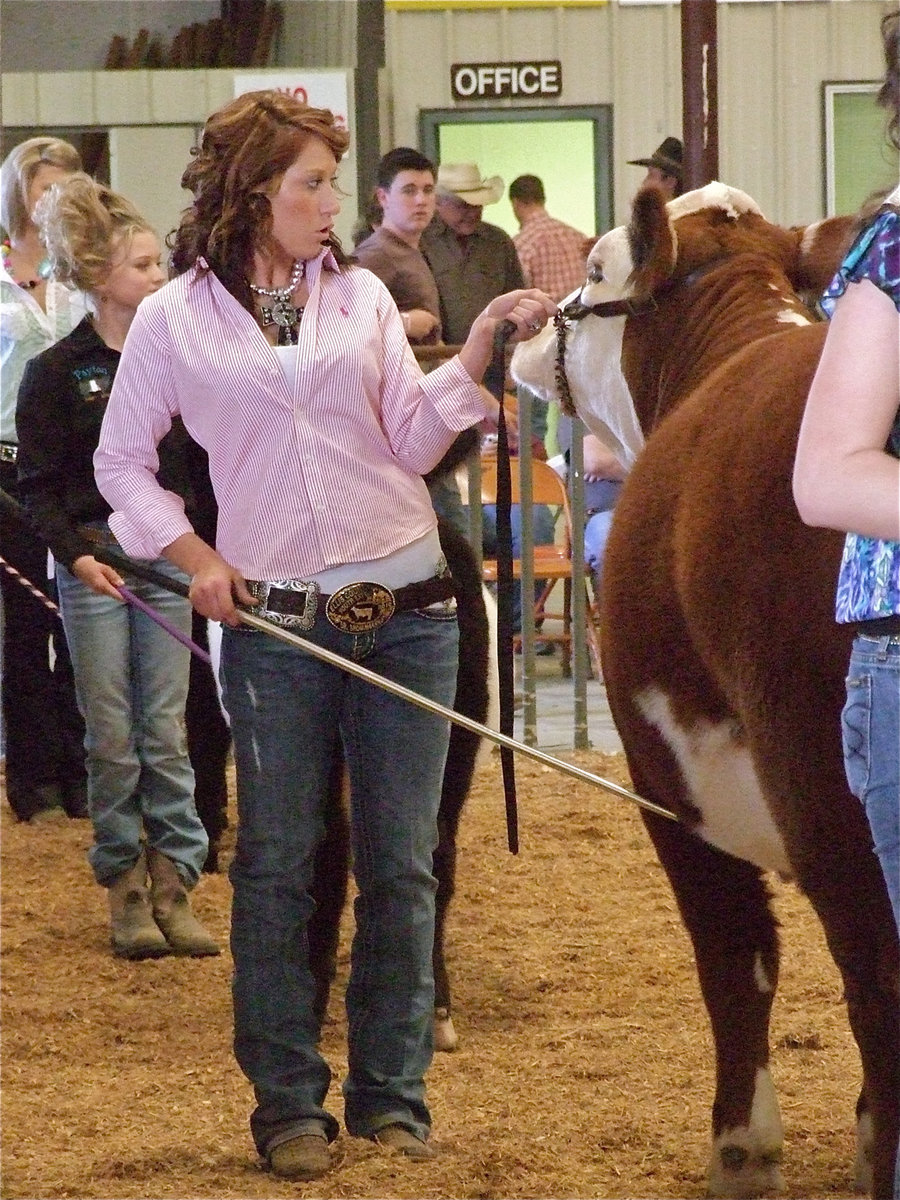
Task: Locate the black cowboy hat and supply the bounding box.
[627,136,684,181]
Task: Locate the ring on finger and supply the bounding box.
[527,319,542,332]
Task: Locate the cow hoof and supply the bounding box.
[434,1007,458,1052]
[707,1142,784,1198]
[853,1108,873,1193]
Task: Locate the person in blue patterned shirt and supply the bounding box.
[794,12,900,1195]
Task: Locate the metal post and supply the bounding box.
[681,0,719,190]
[355,0,385,207]
[517,386,538,747]
[568,420,590,750]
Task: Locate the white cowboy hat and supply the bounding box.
[436,163,504,206]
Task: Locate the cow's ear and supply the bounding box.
[627,185,676,292]
[790,215,855,295]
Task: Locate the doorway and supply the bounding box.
[418,105,613,239]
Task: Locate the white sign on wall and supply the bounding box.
[233,71,350,129]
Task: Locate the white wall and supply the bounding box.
[2,2,892,235]
[108,126,198,248]
[1,68,359,251]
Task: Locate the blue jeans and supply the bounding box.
[842,635,900,926]
[220,606,459,1156]
[841,633,900,1200]
[584,509,615,593]
[482,502,557,630]
[582,478,621,595]
[56,558,207,888]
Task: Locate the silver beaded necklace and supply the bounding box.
[249,259,306,345]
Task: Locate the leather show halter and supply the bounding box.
[553,258,727,417]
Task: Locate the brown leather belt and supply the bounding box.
[856,615,900,636]
[246,573,456,633]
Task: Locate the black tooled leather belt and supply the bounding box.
[246,574,455,633]
[856,615,900,637]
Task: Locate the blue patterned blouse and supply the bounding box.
[820,202,900,624]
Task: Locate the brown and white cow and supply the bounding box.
[511,182,899,1198]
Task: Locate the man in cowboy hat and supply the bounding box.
[423,165,558,645]
[627,135,684,199]
[421,162,525,400]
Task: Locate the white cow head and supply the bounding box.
[511,182,766,470]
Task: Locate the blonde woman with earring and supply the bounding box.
[0,136,88,821]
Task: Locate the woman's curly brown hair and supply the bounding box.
[170,90,351,310]
[855,11,900,224]
[879,9,900,153]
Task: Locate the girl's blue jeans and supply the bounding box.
[842,634,900,926]
[841,632,900,1199]
[56,559,207,887]
[220,605,459,1157]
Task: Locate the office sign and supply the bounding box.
[451,61,562,100]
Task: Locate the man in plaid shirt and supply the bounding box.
[508,174,591,303]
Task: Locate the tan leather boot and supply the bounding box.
[108,849,171,959]
[147,848,221,957]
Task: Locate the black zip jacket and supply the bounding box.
[16,316,215,570]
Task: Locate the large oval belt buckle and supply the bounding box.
[325,582,396,633]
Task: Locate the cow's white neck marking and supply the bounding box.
[560,225,651,467]
[799,220,825,258]
[667,182,766,223]
[776,309,810,327]
[635,687,791,876]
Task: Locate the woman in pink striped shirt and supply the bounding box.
[95,91,554,1181]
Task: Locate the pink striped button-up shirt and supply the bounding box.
[95,250,487,579]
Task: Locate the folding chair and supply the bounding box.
[480,455,602,678]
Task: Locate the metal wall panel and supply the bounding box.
[384,0,888,228]
[1,1,890,232]
[279,0,359,67]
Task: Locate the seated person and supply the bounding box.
[480,388,556,650]
[554,415,627,598]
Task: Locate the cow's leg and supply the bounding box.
[432,718,484,1052]
[185,612,231,873]
[429,518,491,1051]
[307,751,351,1027]
[638,795,784,1199]
[433,752,463,1052]
[431,518,491,1051]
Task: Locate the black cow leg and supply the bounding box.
[308,754,351,1027]
[185,613,232,873]
[432,517,491,1051]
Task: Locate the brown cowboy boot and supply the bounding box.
[107,849,171,959]
[146,848,221,957]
